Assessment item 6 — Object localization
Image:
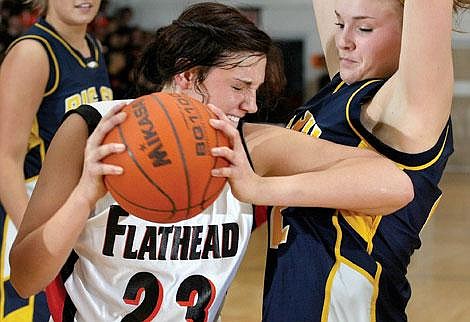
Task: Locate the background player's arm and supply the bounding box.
[10,105,126,298]
[0,40,49,227]
[211,120,413,216]
[312,0,339,78]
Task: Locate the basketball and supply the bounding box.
[102,92,230,223]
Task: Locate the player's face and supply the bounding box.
[186,54,267,127]
[47,0,101,26]
[334,0,402,83]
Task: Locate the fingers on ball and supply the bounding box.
[96,143,126,160]
[211,167,232,177]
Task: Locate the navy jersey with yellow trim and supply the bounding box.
[8,17,113,180]
[262,74,453,322]
[0,18,112,322]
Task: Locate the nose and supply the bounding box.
[241,90,258,114]
[337,28,355,51]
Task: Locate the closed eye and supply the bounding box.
[335,22,344,29]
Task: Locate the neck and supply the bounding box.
[162,83,180,93]
[45,15,89,55]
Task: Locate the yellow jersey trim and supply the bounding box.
[35,23,89,68]
[1,217,36,319]
[345,80,450,171]
[333,81,345,94]
[370,262,382,322]
[341,213,383,254]
[321,214,378,321]
[423,194,442,228]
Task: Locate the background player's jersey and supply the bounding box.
[0,19,112,321]
[0,181,48,322]
[8,17,113,181]
[46,102,254,322]
[263,74,453,322]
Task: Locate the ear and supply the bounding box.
[174,68,197,90]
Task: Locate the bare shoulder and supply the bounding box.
[0,39,49,93]
[3,39,48,68]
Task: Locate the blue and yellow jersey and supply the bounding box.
[263,74,453,322]
[8,17,113,181]
[0,18,112,321]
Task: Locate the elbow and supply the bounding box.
[9,251,37,299]
[398,172,414,208]
[9,278,31,300]
[383,172,414,216]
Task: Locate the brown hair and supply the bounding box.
[133,2,286,109]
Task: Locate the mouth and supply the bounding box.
[340,57,357,64]
[226,115,241,126]
[75,3,93,9]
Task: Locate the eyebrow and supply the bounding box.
[234,78,253,86]
[234,77,265,90]
[335,10,376,20]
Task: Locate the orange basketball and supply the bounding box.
[102,92,230,223]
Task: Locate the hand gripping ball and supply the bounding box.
[102,92,230,223]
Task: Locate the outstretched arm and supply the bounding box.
[209,108,413,216]
[10,104,127,298]
[367,0,454,152]
[391,0,454,138]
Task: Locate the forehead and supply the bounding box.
[210,53,267,83]
[220,53,267,68]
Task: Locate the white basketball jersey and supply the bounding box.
[49,101,254,322]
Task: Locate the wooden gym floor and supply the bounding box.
[221,172,470,321]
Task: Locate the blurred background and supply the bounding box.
[1,1,469,321]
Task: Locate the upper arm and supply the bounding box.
[396,1,453,125]
[374,1,454,143]
[243,123,374,176]
[16,114,88,240]
[312,0,339,78]
[0,40,49,157]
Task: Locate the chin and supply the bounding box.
[339,70,359,84]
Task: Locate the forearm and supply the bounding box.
[249,156,413,216]
[10,187,93,298]
[0,158,29,227]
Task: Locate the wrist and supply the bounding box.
[69,184,98,212]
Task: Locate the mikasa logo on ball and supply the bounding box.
[102,92,229,223]
[131,100,172,167]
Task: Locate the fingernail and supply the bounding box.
[116,144,126,151]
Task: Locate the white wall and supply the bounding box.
[454,10,470,48]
